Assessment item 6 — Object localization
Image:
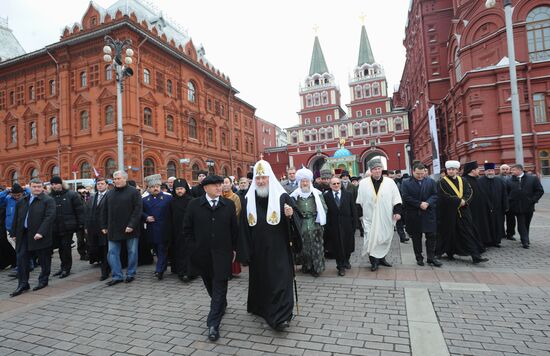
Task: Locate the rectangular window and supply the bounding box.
[356,110,362,118]
[534,93,548,123]
[315,116,321,123]
[156,71,165,93]
[326,114,332,121]
[376,108,382,114]
[366,109,372,115]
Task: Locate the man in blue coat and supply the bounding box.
[401,163,441,267]
[142,174,172,280]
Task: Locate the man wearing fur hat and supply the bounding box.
[357,158,402,271]
[436,161,487,263]
[237,160,301,331]
[142,174,172,280]
[478,163,508,247]
[290,167,327,277]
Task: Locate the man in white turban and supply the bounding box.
[290,167,327,277]
[237,160,301,331]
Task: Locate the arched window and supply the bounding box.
[313,93,320,106]
[207,127,213,142]
[321,91,328,104]
[306,94,313,107]
[339,125,347,138]
[143,107,152,126]
[167,80,173,96]
[166,115,174,132]
[235,137,239,150]
[104,158,116,178]
[10,171,19,185]
[371,121,379,135]
[222,166,229,177]
[291,131,298,144]
[105,65,112,81]
[189,118,197,139]
[221,131,226,146]
[379,119,387,134]
[10,126,17,143]
[80,71,87,87]
[49,80,56,95]
[540,150,550,175]
[320,128,326,141]
[355,86,363,99]
[208,164,215,175]
[80,162,91,178]
[327,127,333,139]
[167,161,177,178]
[105,105,114,125]
[354,123,361,136]
[361,122,369,135]
[80,111,89,130]
[395,118,404,131]
[364,84,371,97]
[30,168,39,180]
[143,69,151,84]
[527,6,550,61]
[311,129,317,141]
[188,81,196,102]
[372,82,380,96]
[454,48,462,82]
[192,163,200,180]
[29,86,35,101]
[30,122,37,140]
[50,117,58,136]
[143,158,155,177]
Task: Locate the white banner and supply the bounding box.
[428,106,441,175]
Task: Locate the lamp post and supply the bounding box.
[103,35,134,171]
[397,151,401,171]
[206,159,215,175]
[485,0,524,165]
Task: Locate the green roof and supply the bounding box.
[309,36,329,76]
[358,25,375,66]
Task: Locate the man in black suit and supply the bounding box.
[10,178,56,296]
[506,164,544,249]
[183,175,238,342]
[324,176,357,276]
[85,177,110,280]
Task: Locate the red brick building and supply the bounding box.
[398,0,550,189]
[0,0,258,187]
[255,116,278,154]
[267,27,410,179]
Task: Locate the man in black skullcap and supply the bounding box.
[478,163,508,247]
[462,161,491,248]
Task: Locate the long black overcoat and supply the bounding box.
[401,177,438,234]
[12,193,56,252]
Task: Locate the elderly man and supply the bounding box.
[237,160,301,331]
[357,159,402,271]
[436,161,487,264]
[282,167,298,194]
[101,170,143,286]
[478,163,508,248]
[166,176,176,195]
[143,174,172,280]
[290,167,326,277]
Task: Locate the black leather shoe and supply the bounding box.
[400,237,410,243]
[125,276,135,283]
[370,262,379,272]
[53,270,63,277]
[59,271,70,279]
[506,236,516,241]
[344,262,351,270]
[33,282,48,291]
[99,275,109,281]
[10,284,30,297]
[427,259,442,267]
[417,260,425,266]
[179,275,190,282]
[154,272,163,280]
[106,279,123,286]
[337,268,345,276]
[472,257,489,264]
[8,272,18,278]
[208,326,220,341]
[275,321,289,331]
[379,259,392,267]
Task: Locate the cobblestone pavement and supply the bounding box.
[0,195,549,355]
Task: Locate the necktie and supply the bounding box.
[335,192,340,207]
[96,193,103,206]
[211,199,217,209]
[24,196,35,228]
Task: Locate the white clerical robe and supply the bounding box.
[356,177,402,258]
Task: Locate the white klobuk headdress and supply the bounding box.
[245,160,287,226]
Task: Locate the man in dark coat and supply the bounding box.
[183,175,238,342]
[478,163,508,248]
[10,179,56,296]
[461,161,492,248]
[101,170,143,286]
[436,160,487,264]
[506,164,544,248]
[49,176,85,278]
[324,176,357,276]
[191,170,208,198]
[85,177,110,280]
[499,164,516,240]
[401,164,441,267]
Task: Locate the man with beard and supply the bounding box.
[167,178,194,282]
[237,160,300,331]
[314,165,332,193]
[462,161,492,248]
[192,170,208,198]
[324,176,357,276]
[142,174,172,280]
[478,163,508,248]
[436,161,487,263]
[85,177,110,280]
[357,159,402,271]
[290,167,326,277]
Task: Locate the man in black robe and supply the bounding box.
[436,160,488,264]
[478,163,508,248]
[462,161,492,248]
[238,160,301,331]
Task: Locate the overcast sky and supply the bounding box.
[4,0,410,129]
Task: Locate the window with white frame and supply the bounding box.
[527,6,550,61]
[534,93,548,123]
[356,110,362,118]
[355,86,363,99]
[321,91,328,104]
[326,114,332,121]
[376,107,382,114]
[315,116,321,123]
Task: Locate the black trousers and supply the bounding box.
[411,232,436,261]
[99,244,110,278]
[396,220,406,240]
[76,229,87,257]
[505,211,516,238]
[17,231,51,286]
[56,233,74,272]
[516,212,533,246]
[201,275,228,328]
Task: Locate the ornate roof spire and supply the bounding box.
[309,36,329,76]
[357,24,375,66]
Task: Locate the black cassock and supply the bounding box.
[478,176,508,246]
[462,175,492,247]
[237,193,301,329]
[436,176,484,258]
[166,194,193,276]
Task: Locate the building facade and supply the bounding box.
[399,0,550,189]
[0,0,258,187]
[269,26,410,179]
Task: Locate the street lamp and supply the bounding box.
[397,151,401,170]
[103,35,134,171]
[485,0,524,165]
[206,159,215,175]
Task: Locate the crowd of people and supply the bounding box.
[0,157,545,342]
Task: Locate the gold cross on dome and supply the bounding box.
[313,24,320,35]
[359,13,366,25]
